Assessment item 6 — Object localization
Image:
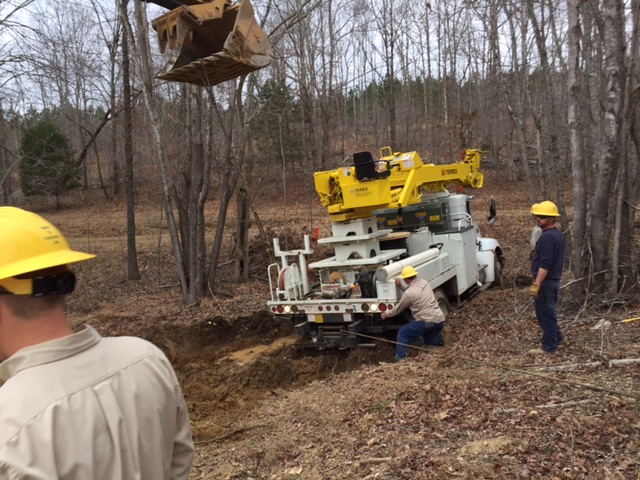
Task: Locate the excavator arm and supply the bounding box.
[314,148,485,222]
[141,0,272,86]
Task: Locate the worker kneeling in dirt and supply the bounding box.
[381,266,446,361]
[0,207,194,479]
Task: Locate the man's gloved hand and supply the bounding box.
[529,283,540,298]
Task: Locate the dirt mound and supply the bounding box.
[136,312,291,359]
[128,312,397,443]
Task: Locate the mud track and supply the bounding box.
[137,312,397,443]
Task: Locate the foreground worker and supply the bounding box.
[0,207,194,478]
[529,201,565,354]
[381,266,446,361]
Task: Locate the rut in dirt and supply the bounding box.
[134,311,397,441]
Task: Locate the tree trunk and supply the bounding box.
[234,186,250,281]
[0,107,13,204]
[497,6,536,202]
[527,0,567,219]
[590,0,625,293]
[207,138,241,292]
[124,0,188,300]
[121,0,140,281]
[207,85,242,293]
[611,0,639,293]
[177,86,210,304]
[109,23,121,196]
[567,0,588,291]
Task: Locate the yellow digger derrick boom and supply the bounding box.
[149,0,272,86]
[314,147,485,222]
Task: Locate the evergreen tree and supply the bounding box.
[19,120,80,207]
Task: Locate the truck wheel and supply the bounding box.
[434,289,451,317]
[493,254,505,288]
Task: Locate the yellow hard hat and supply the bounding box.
[0,207,95,294]
[530,200,560,217]
[401,265,418,279]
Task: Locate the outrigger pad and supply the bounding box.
[151,0,272,86]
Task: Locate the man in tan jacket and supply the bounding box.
[0,207,194,479]
[381,266,445,361]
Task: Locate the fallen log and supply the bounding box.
[532,362,602,372]
[495,398,597,414]
[609,358,640,367]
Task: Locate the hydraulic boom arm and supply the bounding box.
[314,148,485,222]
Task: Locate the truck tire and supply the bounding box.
[434,289,451,317]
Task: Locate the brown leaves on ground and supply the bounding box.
[32,180,640,479]
[189,298,640,480]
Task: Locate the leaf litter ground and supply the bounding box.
[21,177,640,479]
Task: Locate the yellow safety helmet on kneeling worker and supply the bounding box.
[0,207,95,295]
[530,200,560,217]
[401,265,418,279]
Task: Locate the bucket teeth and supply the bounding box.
[150,0,272,86]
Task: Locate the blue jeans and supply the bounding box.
[396,320,445,360]
[534,279,563,352]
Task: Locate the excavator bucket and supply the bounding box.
[150,0,272,86]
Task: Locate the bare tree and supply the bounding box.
[0,103,20,203]
[2,0,636,301]
[88,0,124,195]
[122,0,189,301]
[610,0,639,293]
[589,0,626,293]
[567,0,588,288]
[206,83,242,291]
[0,0,37,89]
[0,0,38,199]
[119,0,140,281]
[526,0,568,213]
[495,2,536,197]
[373,0,401,148]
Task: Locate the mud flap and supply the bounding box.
[151,0,272,86]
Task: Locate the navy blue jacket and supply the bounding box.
[531,227,564,280]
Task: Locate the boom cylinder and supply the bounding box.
[374,248,440,282]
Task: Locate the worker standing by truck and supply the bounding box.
[381,266,446,361]
[0,207,194,479]
[529,201,565,354]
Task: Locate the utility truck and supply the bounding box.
[267,147,505,349]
